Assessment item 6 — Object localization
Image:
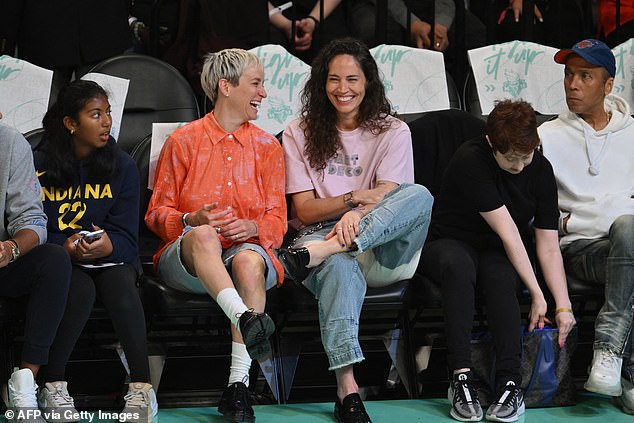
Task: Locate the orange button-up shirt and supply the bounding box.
[145,112,287,284]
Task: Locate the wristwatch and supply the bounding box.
[343,191,358,208]
[6,239,19,263]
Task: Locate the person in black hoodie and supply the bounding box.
[33,80,156,423]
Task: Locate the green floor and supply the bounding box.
[3,394,625,423]
[155,396,632,423]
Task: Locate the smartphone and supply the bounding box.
[79,229,105,244]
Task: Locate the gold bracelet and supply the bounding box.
[555,307,573,315]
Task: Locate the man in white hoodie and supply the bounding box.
[539,38,634,415]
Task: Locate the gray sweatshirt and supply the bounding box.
[0,123,47,243]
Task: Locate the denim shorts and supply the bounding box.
[157,227,277,294]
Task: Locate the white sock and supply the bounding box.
[228,342,252,387]
[216,288,249,328]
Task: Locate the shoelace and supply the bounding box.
[124,389,148,408]
[9,385,37,408]
[454,379,479,406]
[599,353,620,370]
[10,391,38,408]
[50,384,75,407]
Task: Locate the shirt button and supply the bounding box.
[227,156,232,161]
[228,134,234,139]
[228,181,232,186]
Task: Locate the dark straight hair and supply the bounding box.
[42,80,118,186]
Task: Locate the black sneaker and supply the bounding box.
[217,382,255,423]
[485,381,525,422]
[238,309,275,361]
[448,372,483,421]
[334,393,372,423]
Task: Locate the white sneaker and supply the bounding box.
[7,368,46,423]
[617,377,634,415]
[584,349,623,396]
[120,382,158,423]
[37,382,80,422]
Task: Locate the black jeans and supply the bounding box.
[422,238,522,387]
[42,264,150,383]
[0,244,71,365]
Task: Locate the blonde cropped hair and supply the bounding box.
[200,49,263,103]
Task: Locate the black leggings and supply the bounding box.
[421,238,522,386]
[0,244,71,365]
[42,264,150,383]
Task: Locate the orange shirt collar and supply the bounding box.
[204,112,251,147]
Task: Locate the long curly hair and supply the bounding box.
[300,37,394,172]
[42,80,118,186]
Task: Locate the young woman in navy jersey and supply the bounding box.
[34,80,156,423]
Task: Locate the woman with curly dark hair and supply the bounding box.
[277,37,433,423]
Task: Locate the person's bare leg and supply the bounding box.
[180,226,252,332]
[335,365,359,402]
[304,237,348,268]
[227,250,270,387]
[180,225,236,298]
[230,249,267,345]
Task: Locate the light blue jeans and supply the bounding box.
[562,214,634,382]
[289,183,433,370]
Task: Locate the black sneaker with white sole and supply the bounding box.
[448,371,483,422]
[485,381,525,422]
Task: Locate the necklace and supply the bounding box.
[580,110,612,175]
[582,125,612,176]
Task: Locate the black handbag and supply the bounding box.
[520,326,577,407]
[470,325,578,408]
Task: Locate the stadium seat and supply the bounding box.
[87,53,200,154]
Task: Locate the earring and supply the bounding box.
[225,93,229,97]
[70,129,75,135]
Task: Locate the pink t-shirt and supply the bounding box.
[283,115,414,197]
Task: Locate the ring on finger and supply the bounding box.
[348,224,353,229]
[215,226,221,233]
[336,227,343,232]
